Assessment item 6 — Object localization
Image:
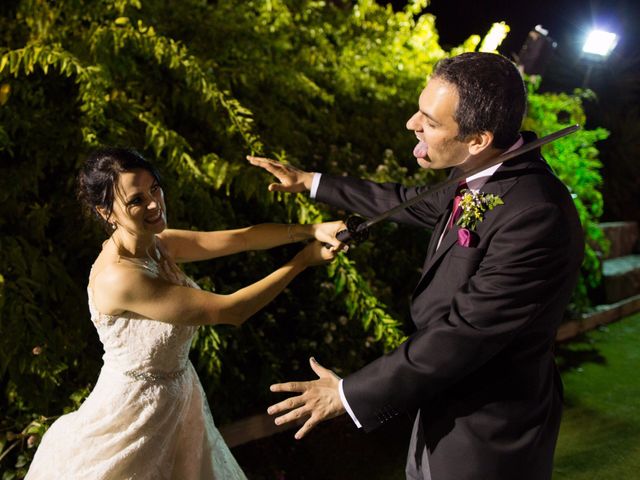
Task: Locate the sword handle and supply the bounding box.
[336,228,352,244]
[335,215,369,245]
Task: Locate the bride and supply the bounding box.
[26,147,345,479]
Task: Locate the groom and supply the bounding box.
[248,52,584,480]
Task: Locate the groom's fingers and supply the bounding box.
[246,155,275,166]
[246,156,279,174]
[270,380,308,393]
[294,415,319,440]
[267,394,306,416]
[309,357,327,376]
[246,155,288,175]
[268,183,289,192]
[309,357,341,380]
[273,405,310,427]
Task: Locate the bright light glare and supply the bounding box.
[582,30,618,57]
[479,22,510,53]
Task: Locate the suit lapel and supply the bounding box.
[413,220,459,300]
[425,210,450,260]
[425,226,458,271]
[424,180,458,261]
[417,158,528,288]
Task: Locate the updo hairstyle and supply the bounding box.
[77,147,162,232]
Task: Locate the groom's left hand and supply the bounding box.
[268,357,346,439]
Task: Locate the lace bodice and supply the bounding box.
[88,289,197,376]
[87,252,199,376]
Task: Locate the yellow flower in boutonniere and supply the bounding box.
[456,190,504,231]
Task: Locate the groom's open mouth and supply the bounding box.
[413,136,428,159]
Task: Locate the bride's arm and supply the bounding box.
[93,241,336,327]
[158,221,345,263]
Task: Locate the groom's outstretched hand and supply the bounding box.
[246,156,315,193]
[268,357,346,440]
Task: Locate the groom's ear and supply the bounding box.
[466,131,494,155]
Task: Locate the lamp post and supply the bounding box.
[516,25,557,76]
[581,29,619,88]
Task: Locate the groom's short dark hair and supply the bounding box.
[433,52,527,149]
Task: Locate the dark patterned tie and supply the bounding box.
[447,181,468,231]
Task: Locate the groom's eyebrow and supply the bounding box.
[420,109,441,125]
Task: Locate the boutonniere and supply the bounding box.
[456,190,504,232]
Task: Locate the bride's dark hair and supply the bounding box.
[77,147,162,232]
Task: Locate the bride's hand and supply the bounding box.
[294,241,339,267]
[311,221,348,252]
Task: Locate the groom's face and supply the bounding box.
[406,77,472,170]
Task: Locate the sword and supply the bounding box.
[334,124,581,245]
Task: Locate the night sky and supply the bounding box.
[390,0,640,91]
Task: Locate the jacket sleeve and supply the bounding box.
[342,201,584,431]
[315,174,448,230]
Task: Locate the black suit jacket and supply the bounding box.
[315,133,584,480]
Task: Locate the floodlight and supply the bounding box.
[582,29,618,57]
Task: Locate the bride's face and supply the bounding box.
[109,168,167,237]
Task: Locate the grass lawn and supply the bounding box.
[231,313,640,479]
[553,312,640,479]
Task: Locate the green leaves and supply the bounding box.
[524,80,609,313]
[327,254,407,352]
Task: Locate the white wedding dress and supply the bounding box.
[27,252,246,479]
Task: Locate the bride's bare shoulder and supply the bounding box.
[89,255,147,315]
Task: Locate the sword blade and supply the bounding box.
[358,124,580,232]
